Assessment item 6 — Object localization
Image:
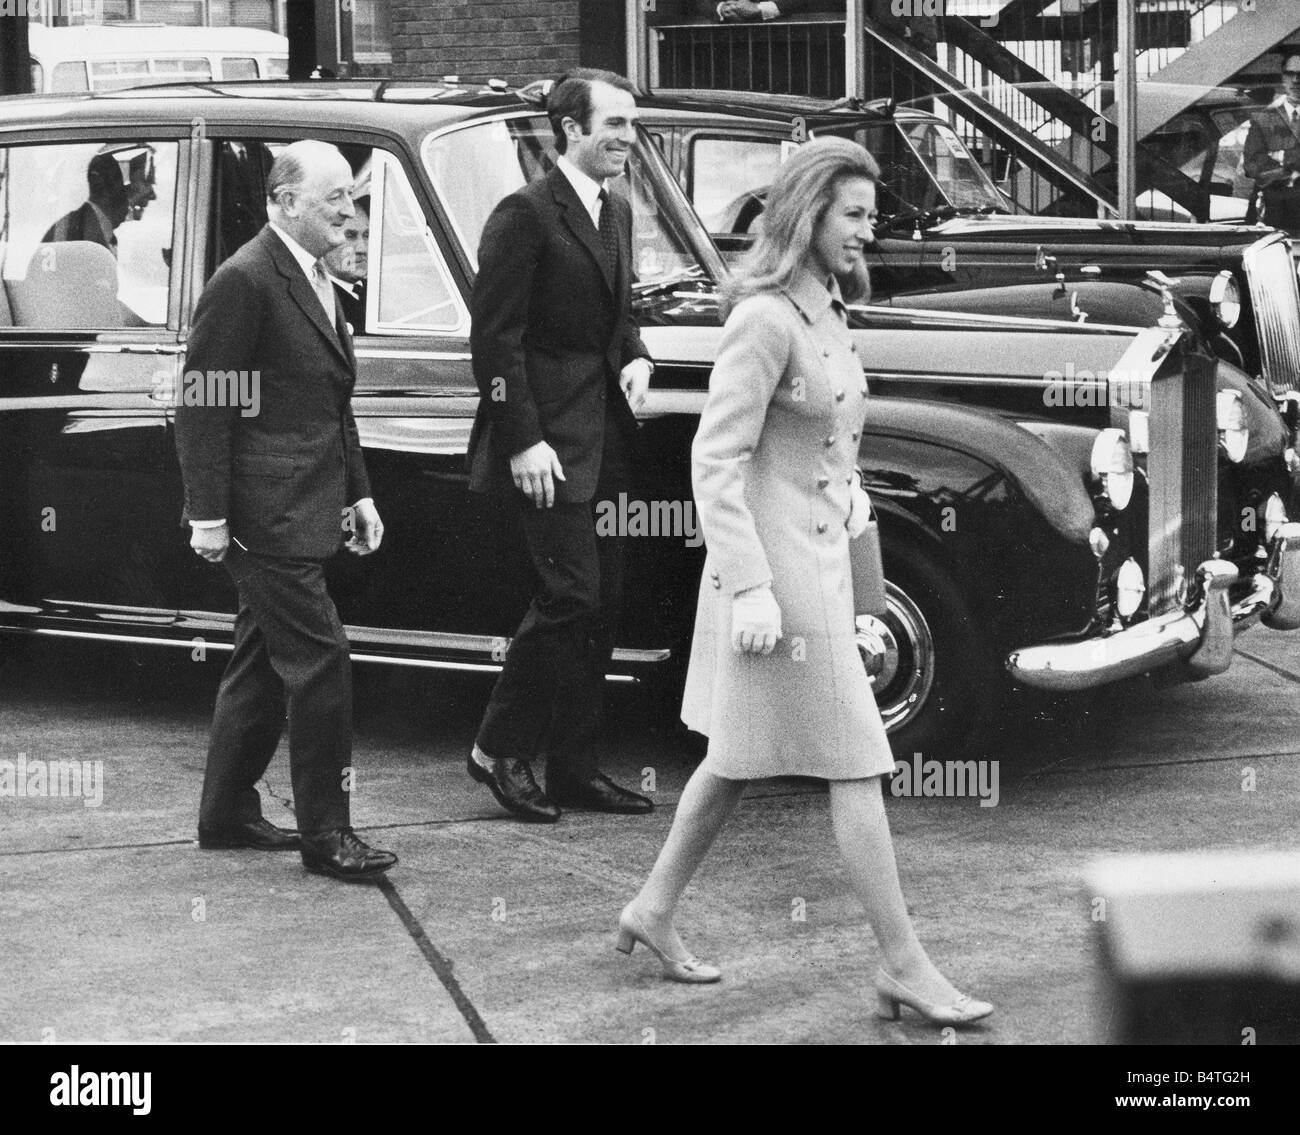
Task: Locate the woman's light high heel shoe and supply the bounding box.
[874,968,993,1026]
[615,905,722,984]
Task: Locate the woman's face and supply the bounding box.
[808,176,877,280]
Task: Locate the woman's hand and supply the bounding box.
[847,477,873,539]
[732,584,782,654]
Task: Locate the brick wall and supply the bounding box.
[392,0,581,86]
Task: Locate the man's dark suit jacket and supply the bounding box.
[467,165,649,505]
[43,202,116,252]
[175,225,370,560]
[1243,102,1300,233]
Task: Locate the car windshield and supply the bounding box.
[422,113,721,285]
[822,118,1008,216]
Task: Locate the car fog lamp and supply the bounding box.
[1127,410,1149,455]
[1216,389,1249,463]
[1208,270,1241,330]
[1089,526,1110,560]
[1265,492,1288,544]
[1116,557,1145,619]
[1090,428,1134,511]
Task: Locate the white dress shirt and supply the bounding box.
[556,154,606,228]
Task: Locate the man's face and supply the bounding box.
[322,206,369,282]
[563,81,638,182]
[1283,55,1300,106]
[279,150,355,258]
[125,167,156,222]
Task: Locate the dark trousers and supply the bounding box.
[476,426,631,785]
[198,547,352,836]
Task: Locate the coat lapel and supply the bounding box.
[550,167,616,294]
[261,227,354,372]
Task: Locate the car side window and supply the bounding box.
[209,139,464,336]
[689,136,785,233]
[0,139,177,333]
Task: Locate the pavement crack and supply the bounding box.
[376,876,496,1044]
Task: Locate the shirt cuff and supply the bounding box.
[189,518,226,529]
[351,497,375,510]
[760,1,780,17]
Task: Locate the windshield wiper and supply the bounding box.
[874,204,960,234]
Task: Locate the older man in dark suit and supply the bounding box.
[1243,53,1300,236]
[175,140,396,880]
[465,69,654,823]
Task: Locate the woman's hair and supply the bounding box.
[722,136,880,318]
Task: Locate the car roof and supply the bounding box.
[27,23,288,54]
[639,91,936,128]
[0,79,534,133]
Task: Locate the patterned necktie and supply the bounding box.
[311,260,337,322]
[597,188,619,279]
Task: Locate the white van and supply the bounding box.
[28,24,289,94]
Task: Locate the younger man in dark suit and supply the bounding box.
[175,140,396,880]
[466,69,654,822]
[1243,54,1300,236]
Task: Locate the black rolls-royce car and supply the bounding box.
[640,93,1300,407]
[1,80,1297,760]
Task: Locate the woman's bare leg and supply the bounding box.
[627,764,746,957]
[828,776,961,1001]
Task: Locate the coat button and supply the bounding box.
[824,435,836,447]
[823,349,831,358]
[816,522,828,534]
[817,476,830,489]
[712,577,721,589]
[851,431,860,441]
[835,390,845,402]
[850,342,857,353]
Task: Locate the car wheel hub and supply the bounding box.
[855,581,936,732]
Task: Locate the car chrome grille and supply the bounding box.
[1146,349,1217,618]
[1245,237,1300,396]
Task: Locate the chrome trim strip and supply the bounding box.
[353,348,472,361]
[851,303,1148,335]
[0,627,658,678]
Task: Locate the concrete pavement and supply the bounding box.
[2,630,1299,1045]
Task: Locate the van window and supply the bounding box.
[90,59,151,91]
[0,140,178,336]
[221,57,258,81]
[152,58,213,82]
[51,61,88,93]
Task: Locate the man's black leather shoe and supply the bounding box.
[467,748,561,823]
[300,828,397,880]
[548,773,653,815]
[198,817,301,851]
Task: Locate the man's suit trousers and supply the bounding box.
[198,547,352,835]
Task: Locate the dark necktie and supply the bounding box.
[597,188,619,279]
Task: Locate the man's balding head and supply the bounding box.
[266,141,356,258]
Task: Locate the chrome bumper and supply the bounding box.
[1007,523,1300,693]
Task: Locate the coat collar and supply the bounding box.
[260,225,353,371]
[783,270,845,325]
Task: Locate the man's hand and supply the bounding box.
[345,498,384,555]
[731,583,782,654]
[718,0,765,21]
[190,523,230,563]
[620,357,653,412]
[510,440,566,509]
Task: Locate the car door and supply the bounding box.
[0,131,190,638]
[171,129,515,666]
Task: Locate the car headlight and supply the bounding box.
[1116,557,1146,619]
[1216,389,1249,463]
[1208,270,1241,330]
[1090,427,1134,511]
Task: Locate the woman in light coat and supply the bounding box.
[617,137,992,1027]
